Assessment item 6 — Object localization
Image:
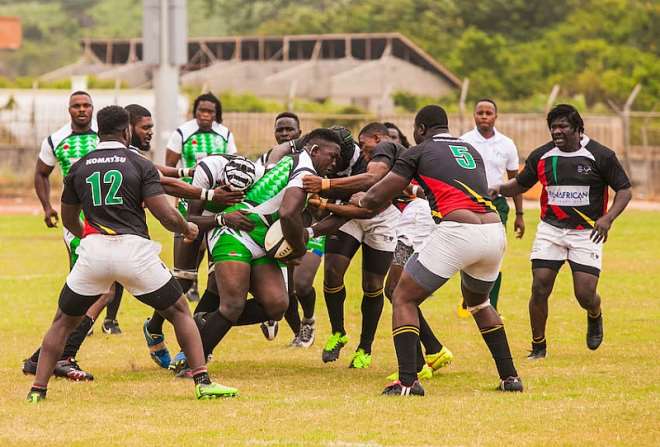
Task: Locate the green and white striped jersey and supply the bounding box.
[39,123,99,176]
[209,150,316,251]
[167,119,237,169]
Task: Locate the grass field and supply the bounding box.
[1,210,659,446]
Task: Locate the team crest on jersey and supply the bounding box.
[63,144,70,150]
[577,164,592,174]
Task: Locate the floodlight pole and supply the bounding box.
[145,0,186,164]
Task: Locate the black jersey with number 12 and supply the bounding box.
[391,134,496,223]
[61,142,164,239]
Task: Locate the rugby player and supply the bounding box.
[255,126,362,346]
[351,105,522,396]
[26,106,237,402]
[256,112,324,347]
[194,129,342,364]
[143,93,238,367]
[460,99,524,315]
[23,91,118,381]
[303,123,401,369]
[305,123,452,375]
[493,104,632,359]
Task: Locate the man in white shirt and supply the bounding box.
[460,99,524,312]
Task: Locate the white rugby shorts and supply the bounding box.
[396,199,435,251]
[339,204,399,252]
[66,234,173,296]
[417,221,506,282]
[530,221,603,270]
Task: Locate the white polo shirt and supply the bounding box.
[461,127,519,188]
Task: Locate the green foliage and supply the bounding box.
[0,0,657,110]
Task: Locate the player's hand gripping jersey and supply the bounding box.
[516,136,631,230]
[391,133,497,222]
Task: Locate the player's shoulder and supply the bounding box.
[176,119,200,139]
[211,122,231,140]
[529,141,555,160]
[46,123,73,147]
[584,137,616,159]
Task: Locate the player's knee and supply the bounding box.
[531,281,553,300]
[324,264,346,287]
[219,299,246,321]
[264,294,289,321]
[574,287,597,307]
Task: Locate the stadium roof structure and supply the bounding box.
[43,33,462,112]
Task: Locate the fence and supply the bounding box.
[1,89,659,198]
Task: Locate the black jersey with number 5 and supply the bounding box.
[61,142,164,239]
[391,133,496,223]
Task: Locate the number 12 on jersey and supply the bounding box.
[86,170,124,206]
[448,145,476,169]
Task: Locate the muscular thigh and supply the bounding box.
[251,263,288,304]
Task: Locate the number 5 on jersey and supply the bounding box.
[86,170,124,206]
[449,145,476,169]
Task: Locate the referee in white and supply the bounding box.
[460,98,524,313]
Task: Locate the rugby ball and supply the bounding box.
[264,220,293,259]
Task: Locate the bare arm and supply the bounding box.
[308,196,381,220]
[61,202,83,238]
[303,161,390,196]
[265,141,295,167]
[591,187,632,243]
[352,171,410,212]
[144,193,196,239]
[310,214,349,237]
[165,149,181,168]
[494,177,529,197]
[156,163,190,178]
[34,159,59,227]
[506,169,525,238]
[279,187,308,259]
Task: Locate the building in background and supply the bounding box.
[38,33,461,114]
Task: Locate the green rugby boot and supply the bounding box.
[195,382,239,399]
[322,332,348,363]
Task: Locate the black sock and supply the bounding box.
[192,366,211,385]
[61,315,94,359]
[416,341,425,373]
[418,308,442,355]
[193,289,220,314]
[324,284,346,335]
[105,284,123,321]
[393,325,420,386]
[236,299,270,326]
[298,288,316,320]
[200,310,233,359]
[481,325,517,379]
[147,311,165,335]
[532,336,547,351]
[358,289,384,354]
[284,294,301,335]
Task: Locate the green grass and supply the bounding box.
[1,211,659,446]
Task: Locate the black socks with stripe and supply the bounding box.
[481,325,517,379]
[393,325,420,387]
[358,289,384,354]
[324,284,346,335]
